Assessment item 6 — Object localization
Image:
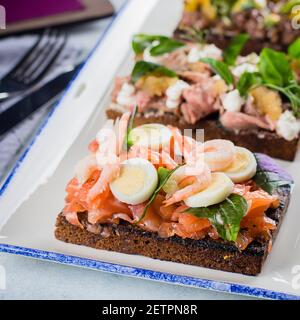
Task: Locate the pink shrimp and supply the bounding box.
[160,150,178,169]
[87,114,130,203]
[203,139,235,171]
[88,139,99,153]
[168,126,195,160]
[64,212,83,229]
[163,163,212,207]
[116,112,131,155]
[95,120,117,167]
[168,125,204,165]
[128,145,177,169]
[88,163,120,203]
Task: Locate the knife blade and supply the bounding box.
[0,63,83,136]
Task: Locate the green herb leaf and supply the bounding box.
[131,61,177,84]
[124,105,138,151]
[150,40,184,56]
[288,38,300,60]
[259,48,294,87]
[223,34,250,66]
[137,166,182,223]
[237,72,262,96]
[185,194,248,242]
[264,82,300,117]
[280,0,300,14]
[228,46,300,116]
[157,167,171,183]
[200,58,234,85]
[253,155,293,194]
[251,48,300,117]
[132,34,184,56]
[177,27,208,44]
[132,34,165,55]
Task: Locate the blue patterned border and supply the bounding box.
[0,243,299,300]
[0,0,299,300]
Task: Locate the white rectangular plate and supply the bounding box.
[1,0,300,300]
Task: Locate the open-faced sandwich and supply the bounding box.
[55,110,293,275]
[175,0,300,54]
[106,34,300,161]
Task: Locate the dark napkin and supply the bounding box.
[2,0,84,24]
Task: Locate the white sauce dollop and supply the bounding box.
[166,80,190,109]
[232,63,257,78]
[187,44,222,63]
[221,89,245,112]
[236,53,260,65]
[116,83,136,106]
[232,53,260,78]
[276,111,300,141]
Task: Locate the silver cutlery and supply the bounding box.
[0,28,66,101]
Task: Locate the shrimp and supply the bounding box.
[116,112,131,155]
[66,115,131,213]
[161,150,178,169]
[128,145,177,169]
[64,212,83,229]
[163,163,211,207]
[203,139,235,172]
[168,126,195,161]
[95,120,117,168]
[88,163,120,203]
[168,125,204,165]
[88,139,99,153]
[88,114,130,203]
[74,154,97,185]
[169,128,235,172]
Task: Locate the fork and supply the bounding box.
[0,28,66,101]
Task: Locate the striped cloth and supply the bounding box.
[0,34,82,182]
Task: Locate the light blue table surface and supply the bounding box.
[0,0,255,300]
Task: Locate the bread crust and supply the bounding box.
[56,109,293,275]
[55,186,291,276]
[106,109,299,161]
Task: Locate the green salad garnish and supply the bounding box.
[136,166,182,223]
[132,34,185,56]
[131,61,177,84]
[185,194,248,242]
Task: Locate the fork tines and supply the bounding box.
[4,28,66,88]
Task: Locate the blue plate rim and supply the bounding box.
[0,243,299,300]
[0,0,299,301]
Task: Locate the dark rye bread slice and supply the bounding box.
[173,8,300,55]
[55,185,291,276]
[106,109,299,161]
[55,152,293,276]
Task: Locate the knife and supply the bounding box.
[0,63,83,136]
